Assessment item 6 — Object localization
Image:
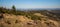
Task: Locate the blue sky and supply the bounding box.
[0,0,60,9]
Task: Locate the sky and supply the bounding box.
[0,0,60,9]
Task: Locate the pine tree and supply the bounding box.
[12,5,16,14]
[12,5,16,12]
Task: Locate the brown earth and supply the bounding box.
[0,13,60,27]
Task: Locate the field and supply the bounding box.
[0,7,60,27]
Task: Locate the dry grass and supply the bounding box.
[0,13,60,27]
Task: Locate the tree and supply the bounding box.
[0,7,4,19]
[12,5,16,14]
[12,5,16,12]
[0,7,4,13]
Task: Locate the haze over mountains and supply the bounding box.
[0,7,60,27]
[0,0,60,27]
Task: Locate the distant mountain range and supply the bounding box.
[17,8,60,11]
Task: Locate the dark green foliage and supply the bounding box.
[0,6,54,21]
[31,15,41,20]
[24,13,41,20]
[0,13,4,19]
[11,5,16,14]
[12,5,16,12]
[0,7,5,13]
